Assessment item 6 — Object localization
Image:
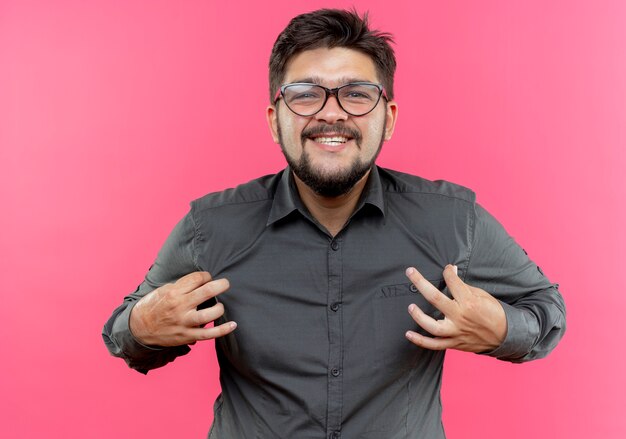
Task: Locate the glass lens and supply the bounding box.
[283,84,325,116]
[337,84,381,115]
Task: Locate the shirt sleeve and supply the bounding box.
[463,204,566,363]
[101,210,200,374]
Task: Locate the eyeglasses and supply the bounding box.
[274,82,387,117]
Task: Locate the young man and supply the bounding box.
[103,9,565,438]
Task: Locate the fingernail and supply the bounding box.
[408,304,415,312]
[406,267,415,275]
[405,331,413,339]
[230,322,237,329]
[452,265,458,275]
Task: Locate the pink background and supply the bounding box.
[1,0,624,437]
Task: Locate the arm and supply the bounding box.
[405,203,566,363]
[463,203,566,362]
[101,211,236,373]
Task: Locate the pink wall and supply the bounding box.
[1,0,624,437]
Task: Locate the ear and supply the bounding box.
[266,105,280,144]
[383,100,398,140]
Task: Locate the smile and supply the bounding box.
[310,136,351,146]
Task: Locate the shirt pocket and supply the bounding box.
[373,279,446,371]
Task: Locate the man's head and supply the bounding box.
[268,9,397,103]
[266,9,398,198]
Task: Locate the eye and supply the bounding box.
[346,91,371,99]
[291,92,321,101]
[340,85,378,102]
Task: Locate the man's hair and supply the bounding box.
[269,8,396,102]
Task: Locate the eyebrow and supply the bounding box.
[289,76,375,86]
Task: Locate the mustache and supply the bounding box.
[301,124,362,144]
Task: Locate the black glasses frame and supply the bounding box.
[274,82,388,117]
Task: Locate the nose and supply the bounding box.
[314,94,349,124]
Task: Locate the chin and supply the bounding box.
[312,163,355,179]
[294,159,373,197]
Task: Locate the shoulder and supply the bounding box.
[377,167,476,204]
[190,170,284,213]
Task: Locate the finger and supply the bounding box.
[190,321,237,341]
[408,304,454,337]
[405,267,455,316]
[442,264,471,302]
[405,330,457,351]
[188,278,230,307]
[188,302,226,327]
[175,271,213,293]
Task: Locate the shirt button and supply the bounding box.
[330,302,340,312]
[331,368,341,377]
[410,284,418,293]
[330,241,339,251]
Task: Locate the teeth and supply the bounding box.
[313,136,349,145]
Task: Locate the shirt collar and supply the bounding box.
[266,166,386,227]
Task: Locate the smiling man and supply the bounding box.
[267,46,397,236]
[103,9,566,439]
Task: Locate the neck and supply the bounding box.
[293,170,371,237]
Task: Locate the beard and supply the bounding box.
[277,118,386,198]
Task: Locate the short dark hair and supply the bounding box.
[269,9,396,103]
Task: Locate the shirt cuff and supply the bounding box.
[104,300,192,373]
[111,301,167,356]
[481,300,536,362]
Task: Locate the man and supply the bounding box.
[103,9,566,439]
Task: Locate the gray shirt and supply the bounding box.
[103,166,566,439]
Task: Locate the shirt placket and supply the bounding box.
[326,235,343,439]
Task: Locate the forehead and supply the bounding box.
[283,47,379,86]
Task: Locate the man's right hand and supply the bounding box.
[129,271,236,347]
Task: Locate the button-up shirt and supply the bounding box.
[103,166,566,439]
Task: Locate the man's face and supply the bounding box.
[267,47,398,197]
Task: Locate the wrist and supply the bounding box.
[129,300,152,346]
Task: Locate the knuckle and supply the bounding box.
[177,271,211,289]
[432,324,446,337]
[156,284,172,296]
[200,328,217,341]
[420,322,434,334]
[187,272,207,285]
[213,302,225,317]
[160,285,175,298]
[463,298,479,314]
[412,308,424,321]
[190,311,203,327]
[161,289,180,306]
[429,292,441,304]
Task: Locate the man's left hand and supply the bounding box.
[405,264,507,353]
